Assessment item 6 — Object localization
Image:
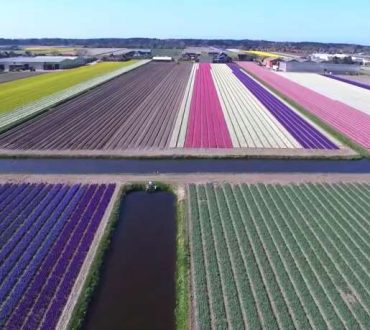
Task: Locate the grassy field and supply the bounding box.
[244,50,280,58]
[189,183,370,329]
[24,47,77,54]
[0,61,137,114]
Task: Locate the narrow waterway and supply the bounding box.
[0,158,369,173]
[83,191,176,330]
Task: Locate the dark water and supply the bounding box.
[0,158,369,173]
[83,191,176,330]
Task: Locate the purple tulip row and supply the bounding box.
[0,184,36,231]
[0,183,11,197]
[40,184,115,330]
[0,184,47,246]
[322,74,370,91]
[0,185,60,268]
[5,185,96,329]
[0,184,83,327]
[228,64,338,150]
[0,184,28,214]
[0,183,115,329]
[23,185,105,329]
[0,185,51,247]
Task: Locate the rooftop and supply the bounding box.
[0,56,78,63]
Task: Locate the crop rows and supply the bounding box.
[278,72,370,116]
[0,61,149,133]
[229,64,337,149]
[211,64,301,148]
[189,183,370,329]
[0,62,341,153]
[322,74,370,91]
[0,62,192,150]
[184,63,233,148]
[170,64,337,150]
[0,183,115,329]
[238,62,370,150]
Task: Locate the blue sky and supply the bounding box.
[1,0,369,45]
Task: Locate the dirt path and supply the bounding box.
[1,173,370,185]
[0,145,358,159]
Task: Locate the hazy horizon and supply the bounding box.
[1,0,369,45]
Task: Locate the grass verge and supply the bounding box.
[67,186,124,330]
[240,65,370,158]
[175,196,189,330]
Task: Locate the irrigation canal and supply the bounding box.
[0,158,370,173]
[83,191,176,330]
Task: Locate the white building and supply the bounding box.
[0,56,85,72]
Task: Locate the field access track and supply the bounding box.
[238,62,370,150]
[0,62,192,150]
[189,183,370,329]
[0,183,115,329]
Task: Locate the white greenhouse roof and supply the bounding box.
[0,56,78,63]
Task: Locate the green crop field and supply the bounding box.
[0,61,137,114]
[189,183,370,329]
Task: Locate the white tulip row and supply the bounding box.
[211,64,302,149]
[169,63,198,148]
[278,72,370,116]
[0,60,151,132]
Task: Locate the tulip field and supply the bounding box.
[170,64,338,151]
[0,182,115,329]
[238,62,370,151]
[278,72,370,116]
[0,62,357,157]
[322,74,370,91]
[189,182,370,329]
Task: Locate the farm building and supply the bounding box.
[0,56,86,72]
[262,57,281,68]
[76,48,152,59]
[278,59,360,73]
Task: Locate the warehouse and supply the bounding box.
[0,56,86,72]
[278,59,360,74]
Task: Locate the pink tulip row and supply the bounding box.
[237,62,370,150]
[185,64,232,148]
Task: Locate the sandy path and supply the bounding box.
[0,145,357,159]
[1,173,370,185]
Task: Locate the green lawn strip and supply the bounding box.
[196,185,228,328]
[214,185,261,329]
[0,61,137,114]
[238,184,295,330]
[241,67,370,157]
[188,184,212,328]
[270,185,347,329]
[175,194,188,330]
[225,184,279,329]
[68,185,123,330]
[251,183,321,329]
[204,184,244,327]
[280,185,362,328]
